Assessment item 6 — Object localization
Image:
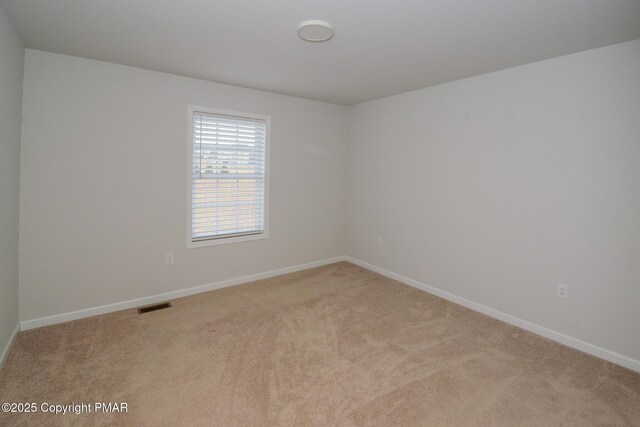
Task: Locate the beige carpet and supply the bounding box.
[1,262,639,426]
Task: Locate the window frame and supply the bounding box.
[186,105,270,249]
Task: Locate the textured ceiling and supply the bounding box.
[3,0,640,105]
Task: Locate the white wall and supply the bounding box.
[0,5,24,361]
[16,39,640,366]
[19,50,347,321]
[347,40,640,361]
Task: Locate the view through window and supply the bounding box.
[189,109,267,245]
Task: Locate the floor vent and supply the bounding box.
[137,302,172,314]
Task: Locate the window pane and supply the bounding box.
[191,111,266,241]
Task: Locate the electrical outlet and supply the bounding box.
[376,236,383,247]
[165,252,174,265]
[556,283,569,300]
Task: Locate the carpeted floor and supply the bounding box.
[1,262,639,426]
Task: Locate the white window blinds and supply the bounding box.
[191,111,266,242]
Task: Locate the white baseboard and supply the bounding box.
[344,256,640,373]
[18,254,639,373]
[0,323,20,372]
[20,256,348,331]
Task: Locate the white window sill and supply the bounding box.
[187,232,268,249]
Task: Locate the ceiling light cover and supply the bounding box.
[297,20,334,42]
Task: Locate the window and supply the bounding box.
[187,106,269,248]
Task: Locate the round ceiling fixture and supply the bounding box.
[297,20,334,42]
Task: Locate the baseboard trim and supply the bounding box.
[0,324,20,372]
[18,254,639,372]
[20,256,348,331]
[344,256,640,373]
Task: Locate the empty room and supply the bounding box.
[1,0,639,425]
